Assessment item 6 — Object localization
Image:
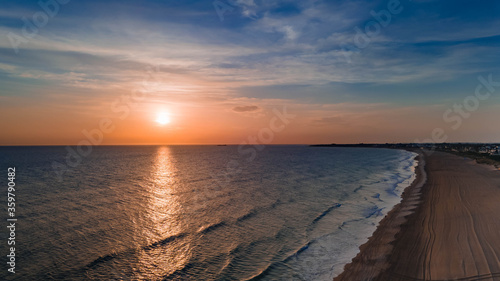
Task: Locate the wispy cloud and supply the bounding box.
[232,105,260,112]
[1,0,500,144]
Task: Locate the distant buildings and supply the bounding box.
[312,142,500,157]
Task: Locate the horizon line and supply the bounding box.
[1,142,500,147]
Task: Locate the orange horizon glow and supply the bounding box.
[2,94,500,146]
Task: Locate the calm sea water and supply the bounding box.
[0,146,416,280]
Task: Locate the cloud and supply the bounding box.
[235,0,258,19]
[232,105,261,112]
[313,116,347,125]
[1,0,500,108]
[280,25,298,40]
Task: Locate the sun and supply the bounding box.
[155,112,171,125]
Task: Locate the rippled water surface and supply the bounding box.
[0,145,416,280]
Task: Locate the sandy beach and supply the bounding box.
[335,150,500,281]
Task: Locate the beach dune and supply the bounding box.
[336,150,500,281]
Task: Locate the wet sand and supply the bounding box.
[335,150,500,281]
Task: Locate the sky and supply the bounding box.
[1,0,500,145]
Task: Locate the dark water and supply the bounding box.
[0,145,415,280]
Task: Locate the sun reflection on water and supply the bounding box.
[134,146,192,279]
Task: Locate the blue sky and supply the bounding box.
[1,0,500,144]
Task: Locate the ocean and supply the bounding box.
[0,145,416,280]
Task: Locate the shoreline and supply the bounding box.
[335,149,500,280]
[334,149,427,280]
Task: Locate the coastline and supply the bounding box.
[334,149,426,281]
[334,149,500,280]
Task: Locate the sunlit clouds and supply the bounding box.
[1,0,500,145]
